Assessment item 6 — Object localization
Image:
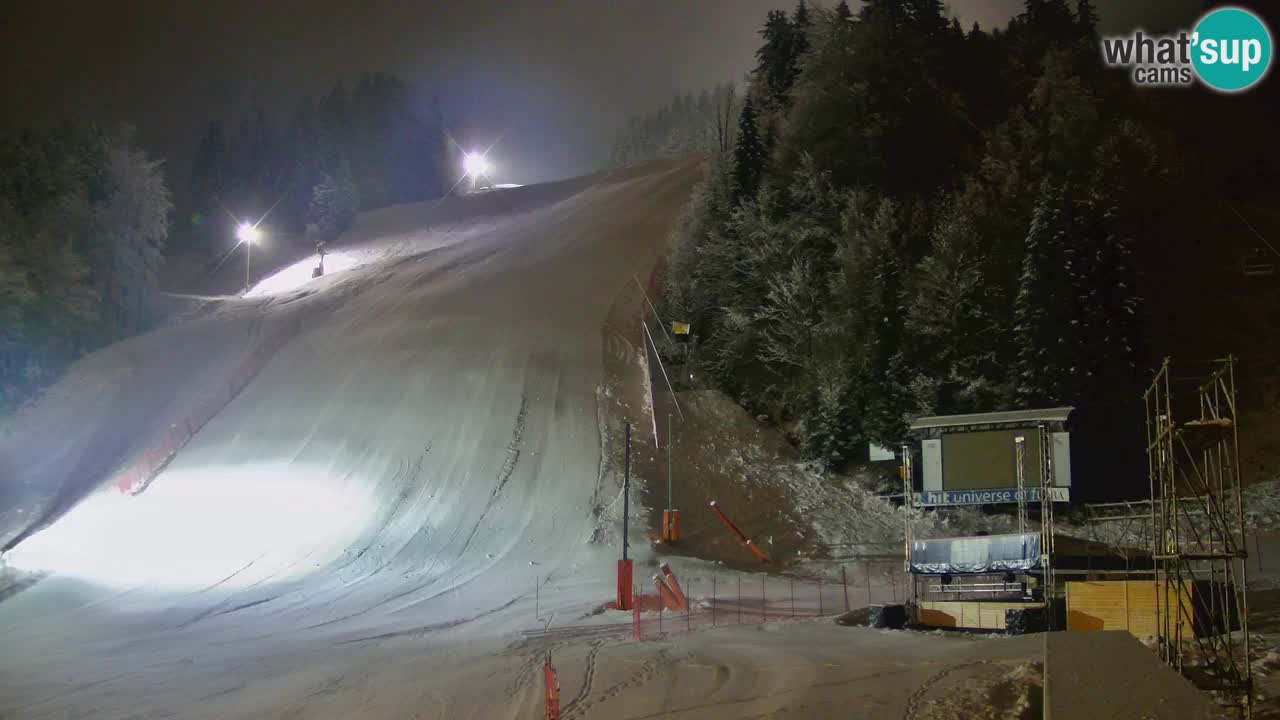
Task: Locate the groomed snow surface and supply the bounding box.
[0,159,1242,718]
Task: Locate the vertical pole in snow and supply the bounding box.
[790,577,795,618]
[712,574,717,626]
[617,423,634,611]
[866,563,873,607]
[623,422,630,561]
[536,576,540,621]
[544,652,560,720]
[245,238,251,295]
[737,576,742,624]
[818,578,824,616]
[842,565,850,613]
[761,575,766,623]
[667,413,672,516]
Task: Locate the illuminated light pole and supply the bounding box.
[236,222,261,295]
[462,152,491,192]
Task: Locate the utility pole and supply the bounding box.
[667,412,672,517]
[617,422,633,610]
[623,422,630,560]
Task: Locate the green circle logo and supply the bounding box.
[1192,7,1272,92]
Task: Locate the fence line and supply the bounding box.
[111,316,306,495]
[524,561,910,646]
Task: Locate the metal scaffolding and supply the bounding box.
[1145,356,1252,715]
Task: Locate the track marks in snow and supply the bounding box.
[565,647,669,718]
[560,639,604,717]
[333,592,524,645]
[455,391,527,559]
[902,661,988,720]
[495,393,528,499]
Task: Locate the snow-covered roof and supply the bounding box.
[909,407,1074,431]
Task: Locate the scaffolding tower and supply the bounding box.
[1145,356,1252,715]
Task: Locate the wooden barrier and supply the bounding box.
[917,600,1045,630]
[1065,580,1195,639]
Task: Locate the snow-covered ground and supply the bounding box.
[0,161,712,717]
[0,159,1250,718]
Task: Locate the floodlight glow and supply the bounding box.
[2,465,372,590]
[463,152,489,178]
[236,222,261,244]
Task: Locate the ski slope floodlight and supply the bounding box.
[236,222,261,244]
[463,152,490,178]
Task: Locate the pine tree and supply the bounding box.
[190,122,226,210]
[835,0,853,21]
[1013,180,1074,406]
[90,129,172,339]
[756,10,796,107]
[310,170,358,240]
[905,206,1002,415]
[1075,0,1098,38]
[732,97,766,200]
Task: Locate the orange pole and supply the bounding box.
[709,500,770,564]
[655,575,680,611]
[544,653,560,720]
[659,563,688,611]
[617,559,634,610]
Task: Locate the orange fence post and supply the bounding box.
[544,652,560,720]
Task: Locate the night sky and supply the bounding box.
[2,0,1205,190]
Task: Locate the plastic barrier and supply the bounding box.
[654,574,680,611]
[659,563,688,611]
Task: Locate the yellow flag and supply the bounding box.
[672,321,691,335]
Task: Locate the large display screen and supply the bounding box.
[941,429,1044,490]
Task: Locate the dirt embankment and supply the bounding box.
[635,387,1012,572]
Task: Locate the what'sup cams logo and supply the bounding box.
[1102,6,1272,92]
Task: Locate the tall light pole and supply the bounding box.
[236,222,261,295]
[463,152,490,192]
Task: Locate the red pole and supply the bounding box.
[617,423,633,610]
[659,563,688,611]
[709,500,770,564]
[544,653,560,720]
[655,574,679,612]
